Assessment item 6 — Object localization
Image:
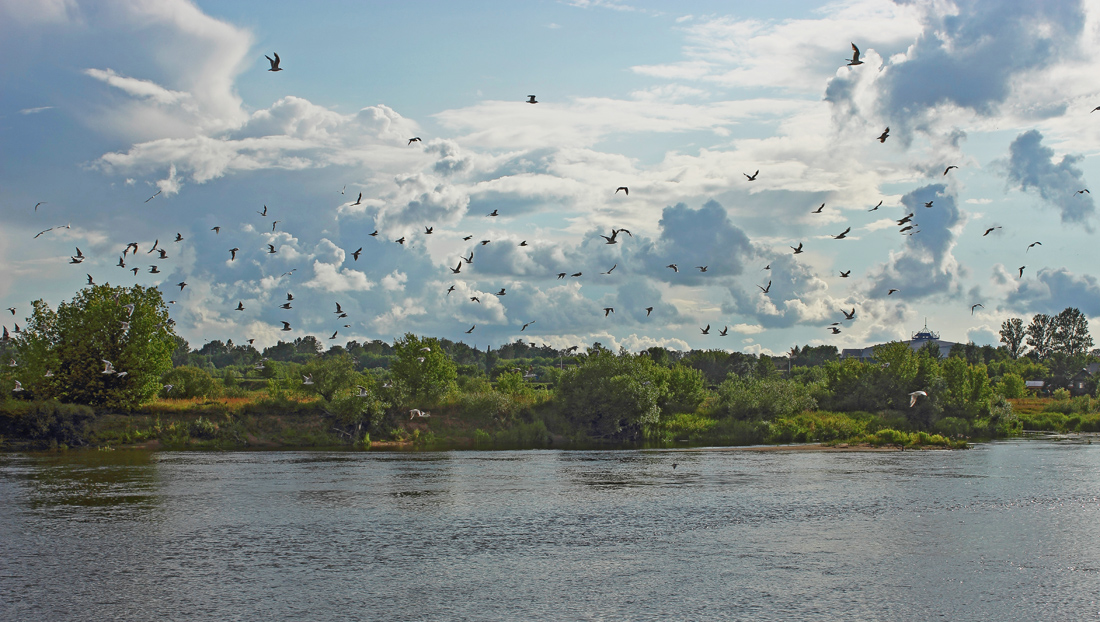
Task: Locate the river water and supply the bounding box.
[1,439,1099,621]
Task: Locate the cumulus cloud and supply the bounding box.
[1005,129,1095,229]
[303,262,375,293]
[1006,267,1100,316]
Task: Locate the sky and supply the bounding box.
[3,0,1100,356]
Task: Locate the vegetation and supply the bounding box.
[4,288,1100,451]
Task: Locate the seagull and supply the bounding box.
[122,303,135,316]
[696,266,708,272]
[1026,241,1042,252]
[833,227,851,239]
[302,374,314,385]
[667,264,678,272]
[763,264,770,270]
[157,249,168,259]
[842,308,856,320]
[839,270,850,278]
[847,42,864,66]
[1018,266,1026,278]
[495,289,508,298]
[334,302,343,314]
[144,190,161,203]
[908,390,927,408]
[812,203,825,214]
[177,281,187,291]
[352,192,362,206]
[470,297,481,303]
[211,226,221,234]
[521,321,535,331]
[603,308,614,317]
[463,235,473,241]
[235,302,245,311]
[869,200,882,211]
[34,201,46,211]
[480,240,491,245]
[148,266,159,274]
[369,230,379,237]
[466,325,475,333]
[1077,189,1090,194]
[519,240,528,246]
[147,239,160,254]
[117,257,126,268]
[828,327,841,334]
[272,221,280,232]
[174,233,183,242]
[408,137,422,145]
[12,380,22,392]
[616,187,629,195]
[744,170,759,181]
[758,281,771,294]
[287,293,294,301]
[887,288,899,295]
[267,244,277,254]
[5,308,13,315]
[924,201,934,208]
[700,324,710,335]
[645,307,653,316]
[971,303,984,315]
[943,165,958,175]
[86,274,94,285]
[898,213,914,225]
[526,95,538,104]
[899,225,914,234]
[719,326,728,336]
[352,247,362,261]
[395,237,405,245]
[330,331,338,340]
[791,243,803,254]
[280,302,292,310]
[446,285,455,295]
[424,226,433,234]
[557,273,566,279]
[983,226,1001,236]
[258,205,268,216]
[463,252,474,264]
[265,52,282,71]
[877,127,890,143]
[487,209,499,217]
[124,242,138,255]
[356,386,370,397]
[102,360,116,374]
[602,264,617,275]
[450,262,462,274]
[281,321,292,331]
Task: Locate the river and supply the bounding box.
[1,439,1099,621]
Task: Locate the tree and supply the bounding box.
[13,285,176,409]
[160,366,221,399]
[556,350,665,439]
[1052,307,1093,356]
[1025,314,1055,360]
[300,352,361,402]
[1000,318,1026,359]
[389,333,457,406]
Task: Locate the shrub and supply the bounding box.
[714,375,817,420]
[0,400,96,448]
[161,366,222,399]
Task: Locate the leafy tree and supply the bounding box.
[12,285,175,409]
[1052,307,1093,356]
[995,373,1027,398]
[714,375,817,420]
[1000,318,1026,359]
[660,364,707,414]
[389,333,457,406]
[300,352,362,401]
[556,350,666,439]
[1026,314,1055,360]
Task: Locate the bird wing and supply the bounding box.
[851,42,860,62]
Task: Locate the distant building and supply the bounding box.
[840,321,958,361]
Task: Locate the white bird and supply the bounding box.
[909,390,928,408]
[102,360,116,374]
[302,374,314,385]
[409,408,430,419]
[356,386,370,398]
[12,380,23,392]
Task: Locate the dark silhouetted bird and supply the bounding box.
[877,127,889,143]
[744,170,759,181]
[847,42,864,66]
[266,53,282,71]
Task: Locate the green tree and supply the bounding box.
[300,352,361,401]
[556,350,666,439]
[660,364,707,414]
[1026,314,1055,360]
[714,375,817,420]
[389,333,457,406]
[160,366,222,399]
[1052,307,1093,356]
[13,285,175,409]
[995,373,1027,398]
[1000,318,1026,359]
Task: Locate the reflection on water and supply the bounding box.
[2,441,1100,621]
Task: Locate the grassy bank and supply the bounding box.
[2,392,1042,452]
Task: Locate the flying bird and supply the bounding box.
[604,308,614,317]
[526,95,538,104]
[177,282,187,291]
[265,52,282,71]
[174,233,183,242]
[1077,189,1090,194]
[450,262,462,274]
[334,302,343,314]
[281,321,291,331]
[828,327,841,334]
[971,303,983,315]
[519,240,527,246]
[645,307,653,316]
[395,237,405,245]
[211,227,221,234]
[352,192,362,206]
[102,360,116,374]
[424,226,433,234]
[1018,266,1026,278]
[521,321,535,331]
[465,325,475,333]
[272,221,280,232]
[719,326,728,336]
[352,247,362,261]
[924,201,934,208]
[887,288,899,295]
[446,285,455,295]
[744,170,759,181]
[758,281,772,294]
[408,137,422,145]
[470,296,480,303]
[696,266,708,272]
[487,209,499,217]
[267,244,277,254]
[330,331,338,340]
[839,270,850,278]
[812,203,825,214]
[34,201,46,211]
[833,227,851,239]
[144,191,161,203]
[86,274,94,285]
[847,43,864,66]
[1026,241,1042,252]
[616,187,629,195]
[908,390,927,408]
[877,127,890,143]
[235,302,245,311]
[700,324,710,335]
[667,264,678,272]
[602,264,617,275]
[791,243,803,254]
[495,288,506,296]
[842,308,856,320]
[370,230,379,237]
[258,205,268,216]
[943,165,958,175]
[982,226,1001,236]
[869,200,882,211]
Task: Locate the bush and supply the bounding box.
[0,400,96,448]
[161,366,222,399]
[714,375,817,420]
[996,373,1027,399]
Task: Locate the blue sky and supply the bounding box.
[3,0,1100,355]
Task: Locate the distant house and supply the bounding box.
[1025,380,1045,394]
[1070,369,1094,397]
[840,321,958,361]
